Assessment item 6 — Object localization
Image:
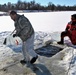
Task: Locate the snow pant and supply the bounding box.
[22,34,38,62]
[61,31,76,45]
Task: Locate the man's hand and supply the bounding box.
[13,34,17,37]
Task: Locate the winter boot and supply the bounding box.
[20,59,26,65]
[30,56,38,64]
[57,38,64,45]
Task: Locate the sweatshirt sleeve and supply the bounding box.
[65,23,71,31]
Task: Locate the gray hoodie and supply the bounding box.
[14,14,34,41]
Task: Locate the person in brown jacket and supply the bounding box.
[9,10,38,65]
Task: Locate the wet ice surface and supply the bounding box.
[0,31,76,75]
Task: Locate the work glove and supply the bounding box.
[13,34,17,37]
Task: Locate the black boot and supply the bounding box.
[30,56,38,64]
[57,41,64,44]
[20,59,26,65]
[57,38,64,45]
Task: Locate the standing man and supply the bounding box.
[9,10,38,64]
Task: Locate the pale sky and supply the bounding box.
[0,0,76,6]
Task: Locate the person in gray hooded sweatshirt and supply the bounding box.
[9,10,38,64]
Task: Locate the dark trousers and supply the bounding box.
[61,31,76,45]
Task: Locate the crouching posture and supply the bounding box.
[9,10,38,64]
[58,14,76,45]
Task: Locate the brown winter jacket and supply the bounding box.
[14,14,34,41]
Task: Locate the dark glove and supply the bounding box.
[13,34,17,37]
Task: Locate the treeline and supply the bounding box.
[0,0,76,12]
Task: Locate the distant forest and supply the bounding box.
[0,0,76,12]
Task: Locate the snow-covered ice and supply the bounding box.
[0,11,76,75]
